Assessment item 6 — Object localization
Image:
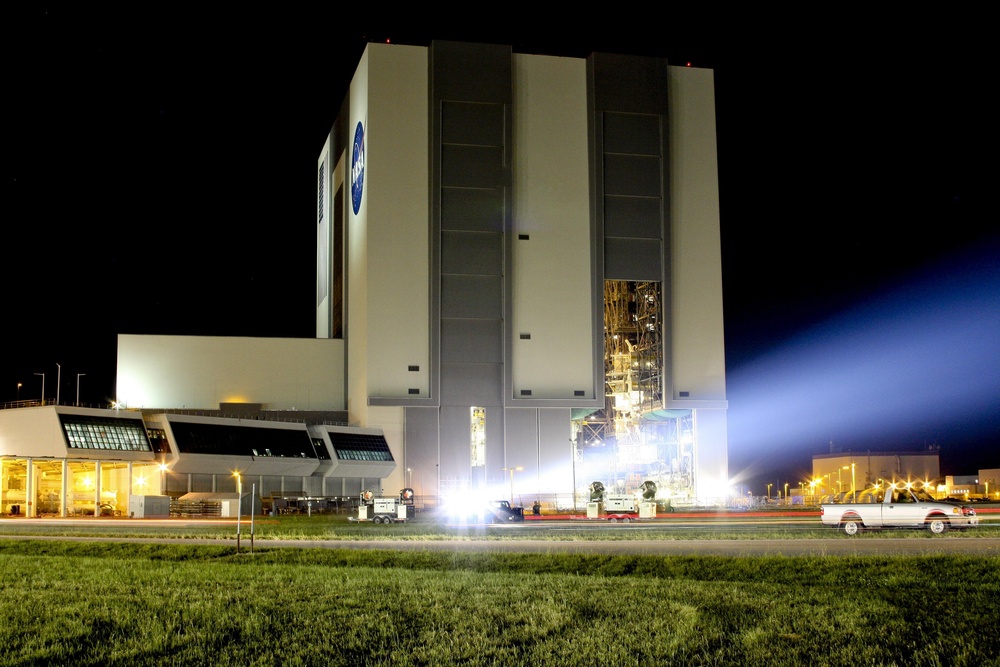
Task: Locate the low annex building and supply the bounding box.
[0,405,392,518]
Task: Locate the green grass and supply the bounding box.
[1,532,998,666]
[1,511,997,541]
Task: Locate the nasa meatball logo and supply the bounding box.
[351,121,365,215]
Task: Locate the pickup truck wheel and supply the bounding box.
[927,518,949,534]
[841,519,862,536]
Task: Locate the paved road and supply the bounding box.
[3,533,999,556]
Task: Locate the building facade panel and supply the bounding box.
[364,43,431,401]
[604,196,663,239]
[441,230,503,275]
[602,154,663,198]
[440,275,503,319]
[603,112,661,156]
[441,101,505,146]
[509,53,596,403]
[604,238,663,281]
[439,363,504,407]
[441,188,505,233]
[441,319,503,363]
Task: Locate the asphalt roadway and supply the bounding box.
[2,518,999,556]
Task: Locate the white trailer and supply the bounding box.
[351,491,410,524]
[585,481,659,522]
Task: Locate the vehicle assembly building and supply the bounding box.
[314,40,728,505]
[1,40,728,517]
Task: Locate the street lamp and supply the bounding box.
[55,363,61,406]
[34,373,45,404]
[851,462,856,496]
[406,467,412,488]
[767,483,772,500]
[784,482,789,501]
[570,438,578,512]
[502,466,523,503]
[17,382,22,401]
[233,471,243,552]
[76,373,86,406]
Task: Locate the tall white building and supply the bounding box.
[1,40,729,518]
[316,40,728,505]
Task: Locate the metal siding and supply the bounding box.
[440,275,503,319]
[590,53,670,114]
[604,196,662,239]
[604,238,663,281]
[430,41,512,104]
[603,113,661,156]
[441,101,504,146]
[440,362,503,406]
[441,145,506,187]
[441,319,503,363]
[439,406,470,475]
[441,188,505,233]
[603,154,662,198]
[404,406,440,497]
[503,408,537,474]
[441,230,503,275]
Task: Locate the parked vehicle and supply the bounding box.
[820,484,979,535]
[486,500,525,523]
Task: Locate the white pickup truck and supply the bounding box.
[820,485,979,535]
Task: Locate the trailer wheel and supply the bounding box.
[621,517,631,523]
[841,518,862,535]
[608,517,618,523]
[927,517,949,534]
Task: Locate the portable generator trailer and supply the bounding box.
[585,481,658,522]
[350,488,415,524]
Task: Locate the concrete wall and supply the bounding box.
[116,334,343,411]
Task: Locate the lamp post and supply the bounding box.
[76,373,86,406]
[55,363,61,406]
[234,471,243,553]
[851,462,856,496]
[784,482,789,504]
[767,483,772,500]
[570,438,578,512]
[17,382,22,401]
[34,373,45,404]
[502,466,523,504]
[406,467,412,488]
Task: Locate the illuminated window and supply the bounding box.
[60,416,152,451]
[471,407,486,468]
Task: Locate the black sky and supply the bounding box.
[5,10,997,491]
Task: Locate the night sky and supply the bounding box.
[6,9,997,492]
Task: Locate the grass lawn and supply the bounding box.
[1,514,998,666]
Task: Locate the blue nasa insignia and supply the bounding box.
[351,121,365,215]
